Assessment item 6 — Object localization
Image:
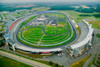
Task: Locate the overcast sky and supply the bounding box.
[0,0,100,3]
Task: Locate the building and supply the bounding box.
[66,20,94,57]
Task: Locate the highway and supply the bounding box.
[2,10,94,67]
[0,50,50,67]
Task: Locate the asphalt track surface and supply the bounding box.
[18,14,71,46]
[8,12,79,50]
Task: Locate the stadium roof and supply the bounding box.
[70,20,94,49]
[15,44,62,52]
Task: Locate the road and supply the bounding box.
[8,12,79,67]
[83,28,100,67]
[9,14,37,42]
[0,50,50,67]
[9,12,79,52]
[6,11,80,67]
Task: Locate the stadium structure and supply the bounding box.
[5,11,94,57]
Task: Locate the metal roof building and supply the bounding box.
[70,20,94,49]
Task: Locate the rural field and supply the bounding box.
[0,55,32,67]
[60,10,100,29]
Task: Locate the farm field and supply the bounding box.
[0,55,32,67]
[43,13,66,19]
[60,10,100,29]
[71,55,91,67]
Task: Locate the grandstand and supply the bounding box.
[5,11,93,55]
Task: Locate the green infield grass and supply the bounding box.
[18,12,75,48]
[21,27,43,44]
[45,25,57,35]
[27,15,38,22]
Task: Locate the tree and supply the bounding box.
[49,61,53,65]
[55,63,58,67]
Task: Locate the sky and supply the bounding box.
[0,0,100,3]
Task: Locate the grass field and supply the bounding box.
[13,14,21,17]
[88,54,97,67]
[96,53,100,66]
[60,10,100,29]
[43,13,66,19]
[57,27,68,35]
[0,25,5,31]
[45,25,57,35]
[96,34,100,38]
[89,21,100,29]
[22,27,43,44]
[0,55,32,67]
[0,14,3,20]
[18,12,75,47]
[27,15,38,22]
[57,21,68,35]
[3,13,9,19]
[71,55,91,67]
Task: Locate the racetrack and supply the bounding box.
[17,12,75,48]
[7,11,78,52]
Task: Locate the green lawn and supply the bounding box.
[60,10,100,20]
[0,14,3,20]
[21,22,26,26]
[96,34,100,38]
[89,21,100,29]
[13,14,21,17]
[0,40,4,47]
[58,21,67,26]
[27,15,38,22]
[0,25,5,31]
[57,27,68,35]
[60,10,100,30]
[43,13,66,19]
[57,21,68,35]
[45,25,57,35]
[88,54,97,67]
[22,27,43,44]
[37,25,45,28]
[0,55,33,67]
[3,13,9,19]
[97,54,100,65]
[44,13,68,35]
[41,34,69,44]
[71,55,91,67]
[18,12,75,47]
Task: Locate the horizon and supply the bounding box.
[0,0,100,3]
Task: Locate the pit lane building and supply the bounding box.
[66,20,94,57]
